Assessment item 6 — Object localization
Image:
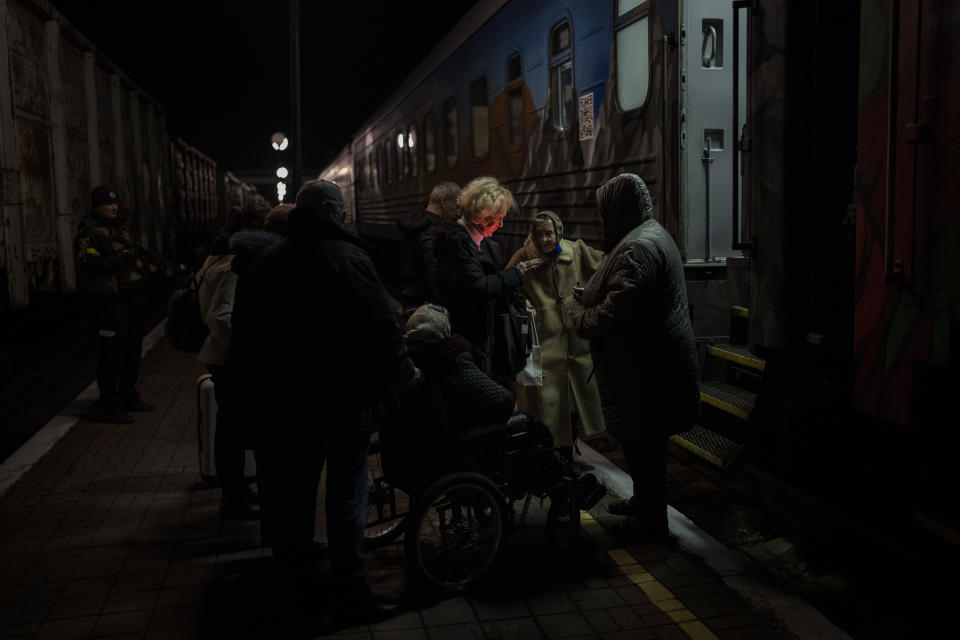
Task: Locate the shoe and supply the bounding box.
[607,498,641,517]
[336,590,402,626]
[123,396,155,412]
[85,406,135,424]
[219,494,260,520]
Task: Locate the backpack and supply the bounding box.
[165,267,209,353]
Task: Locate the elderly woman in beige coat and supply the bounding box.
[507,210,605,450]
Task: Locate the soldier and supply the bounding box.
[75,185,156,424]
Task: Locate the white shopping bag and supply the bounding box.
[517,319,543,387]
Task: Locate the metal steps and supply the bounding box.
[671,312,768,470]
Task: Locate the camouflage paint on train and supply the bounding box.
[853,0,960,425]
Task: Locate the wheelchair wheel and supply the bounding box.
[545,482,581,551]
[364,438,408,548]
[404,472,505,594]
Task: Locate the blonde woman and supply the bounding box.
[436,176,542,386]
[507,211,606,452]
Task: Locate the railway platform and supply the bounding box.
[0,326,860,640]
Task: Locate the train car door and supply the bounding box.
[678,0,746,262]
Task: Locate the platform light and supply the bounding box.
[277,181,287,202]
[397,133,404,149]
[271,131,289,151]
[408,130,416,150]
[276,166,289,179]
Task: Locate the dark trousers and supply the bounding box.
[619,436,669,531]
[95,294,145,409]
[206,364,246,497]
[256,428,371,591]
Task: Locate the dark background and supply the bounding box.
[52,0,478,173]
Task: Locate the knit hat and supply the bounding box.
[404,304,451,345]
[91,185,117,208]
[295,179,344,214]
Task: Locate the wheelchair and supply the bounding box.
[363,379,606,594]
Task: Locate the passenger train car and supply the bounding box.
[321,0,960,517]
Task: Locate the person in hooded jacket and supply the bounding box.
[229,179,421,624]
[506,211,606,452]
[397,182,461,317]
[197,202,277,520]
[74,185,157,424]
[436,176,543,387]
[572,174,699,540]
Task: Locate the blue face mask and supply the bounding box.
[541,244,562,259]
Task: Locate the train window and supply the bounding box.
[509,89,524,146]
[372,150,379,187]
[507,53,521,83]
[366,151,374,188]
[614,1,650,111]
[470,75,489,159]
[443,97,458,166]
[354,158,363,191]
[549,21,575,132]
[386,141,394,185]
[424,111,437,173]
[408,125,418,178]
[398,131,408,180]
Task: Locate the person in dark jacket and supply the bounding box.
[436,176,542,387]
[572,174,699,539]
[404,303,515,432]
[74,185,157,424]
[229,179,421,624]
[397,182,461,316]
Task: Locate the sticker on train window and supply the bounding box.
[579,92,595,140]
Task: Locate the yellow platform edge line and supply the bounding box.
[670,434,726,468]
[580,511,712,640]
[700,391,751,420]
[705,344,766,371]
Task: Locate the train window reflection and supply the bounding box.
[615,3,650,112]
[617,0,644,17]
[424,111,436,172]
[408,125,418,177]
[550,21,575,133]
[551,59,575,131]
[444,97,458,166]
[471,76,489,158]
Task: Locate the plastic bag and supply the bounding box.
[517,319,542,387]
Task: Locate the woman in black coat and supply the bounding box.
[436,176,542,386]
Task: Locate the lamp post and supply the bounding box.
[271,131,289,203]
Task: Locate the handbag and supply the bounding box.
[494,300,532,376]
[517,319,543,387]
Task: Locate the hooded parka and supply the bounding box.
[572,175,699,440]
[507,211,606,446]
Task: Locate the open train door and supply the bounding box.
[678,0,748,263]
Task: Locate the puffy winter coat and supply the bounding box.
[507,213,606,446]
[572,175,699,439]
[74,212,150,296]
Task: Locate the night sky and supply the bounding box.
[51,0,478,173]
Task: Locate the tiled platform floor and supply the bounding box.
[0,340,792,639]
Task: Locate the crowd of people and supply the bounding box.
[73,171,699,628]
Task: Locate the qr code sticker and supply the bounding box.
[579,93,595,141]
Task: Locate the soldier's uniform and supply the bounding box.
[75,185,156,423]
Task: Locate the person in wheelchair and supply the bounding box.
[403,303,516,432]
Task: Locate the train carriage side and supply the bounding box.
[334,0,754,338]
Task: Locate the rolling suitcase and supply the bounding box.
[197,373,256,481]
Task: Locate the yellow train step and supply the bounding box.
[706,344,766,371]
[671,425,741,469]
[699,382,756,420]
